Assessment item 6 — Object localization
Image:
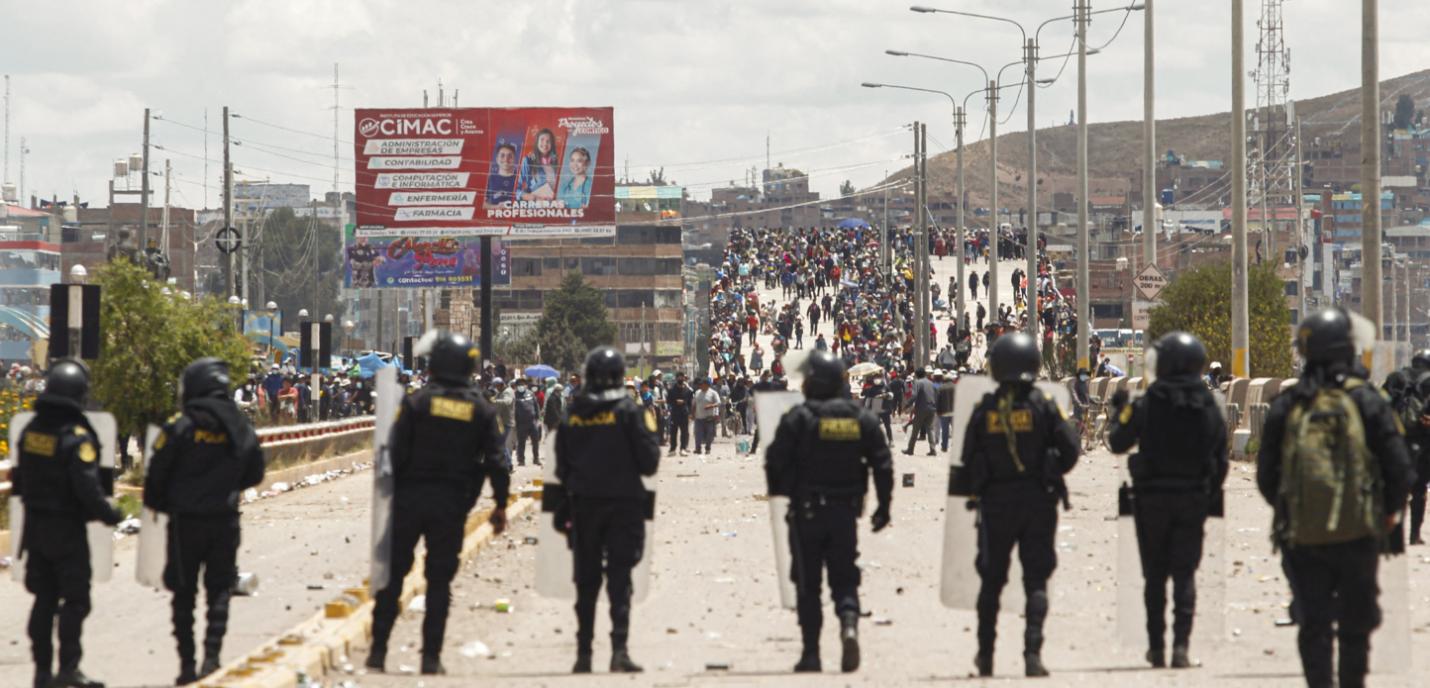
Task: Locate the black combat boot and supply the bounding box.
[175,660,198,685]
[1146,648,1166,668]
[1171,645,1191,669]
[794,627,821,672]
[1024,588,1050,678]
[1338,633,1369,688]
[420,655,446,675]
[49,669,105,688]
[198,656,220,679]
[839,611,860,673]
[572,651,593,674]
[610,648,643,673]
[973,650,994,677]
[364,643,386,672]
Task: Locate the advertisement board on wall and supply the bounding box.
[343,224,510,289]
[353,107,615,240]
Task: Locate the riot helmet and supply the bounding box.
[1412,349,1430,372]
[44,359,90,404]
[1153,331,1208,379]
[583,346,625,392]
[988,332,1040,383]
[1296,308,1354,366]
[427,331,478,385]
[800,350,847,400]
[181,357,232,402]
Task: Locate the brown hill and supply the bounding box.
[887,68,1430,210]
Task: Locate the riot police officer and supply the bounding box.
[1257,308,1412,688]
[1107,332,1228,669]
[366,332,509,675]
[960,333,1079,678]
[143,358,266,684]
[554,347,660,673]
[1406,372,1430,545]
[765,350,893,673]
[12,360,121,688]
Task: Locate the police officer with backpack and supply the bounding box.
[1257,308,1413,688]
[366,332,509,676]
[960,332,1080,678]
[143,358,265,685]
[12,360,121,688]
[554,347,661,674]
[765,350,893,674]
[1107,332,1228,670]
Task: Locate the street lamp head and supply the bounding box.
[909,5,937,12]
[324,313,334,323]
[861,82,883,88]
[1128,3,1146,10]
[227,295,241,305]
[1087,48,1102,56]
[885,49,909,57]
[68,264,87,282]
[298,308,309,318]
[265,301,278,310]
[1036,78,1056,85]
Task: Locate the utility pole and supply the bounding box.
[18,137,27,205]
[914,121,927,366]
[881,169,890,279]
[955,107,967,328]
[1362,0,1382,336]
[1026,38,1040,340]
[141,107,151,249]
[3,74,9,186]
[161,159,171,255]
[1401,260,1410,345]
[222,105,233,298]
[920,122,931,364]
[1075,1,1091,371]
[988,79,1000,321]
[1293,113,1306,321]
[1231,0,1251,378]
[1143,0,1158,267]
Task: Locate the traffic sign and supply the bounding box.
[215,227,240,255]
[1132,300,1154,330]
[1134,264,1168,301]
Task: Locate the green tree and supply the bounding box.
[254,208,345,324]
[521,272,617,372]
[1393,94,1415,130]
[1146,260,1293,378]
[91,260,251,439]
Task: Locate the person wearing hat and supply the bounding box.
[960,333,1080,677]
[145,358,266,684]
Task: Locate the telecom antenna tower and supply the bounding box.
[1251,0,1293,259]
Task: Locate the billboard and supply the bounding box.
[343,224,510,289]
[354,107,615,239]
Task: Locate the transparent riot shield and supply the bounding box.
[535,417,655,603]
[940,375,999,609]
[8,411,118,583]
[135,425,167,589]
[368,366,400,595]
[755,390,804,610]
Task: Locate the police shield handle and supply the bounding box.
[368,366,400,595]
[755,390,804,610]
[135,425,168,589]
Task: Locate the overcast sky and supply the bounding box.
[4,0,1430,209]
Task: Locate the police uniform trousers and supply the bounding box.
[24,514,92,680]
[371,485,469,658]
[515,422,541,464]
[668,413,690,452]
[976,484,1058,654]
[570,497,645,653]
[1133,491,1208,651]
[165,514,241,664]
[1283,537,1380,688]
[1409,452,1430,541]
[788,496,861,643]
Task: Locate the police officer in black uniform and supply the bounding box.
[12,360,120,688]
[554,346,660,674]
[143,358,266,684]
[1407,372,1430,544]
[1257,308,1413,688]
[366,332,509,675]
[960,332,1079,678]
[1107,332,1228,669]
[765,350,892,674]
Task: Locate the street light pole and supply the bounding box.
[1143,0,1157,267]
[1362,0,1382,336]
[1231,0,1251,378]
[1026,38,1040,340]
[955,107,967,326]
[1076,1,1091,372]
[988,79,1000,323]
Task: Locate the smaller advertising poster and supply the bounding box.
[343,224,510,289]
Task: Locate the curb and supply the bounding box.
[201,493,535,688]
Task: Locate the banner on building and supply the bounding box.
[343,224,511,289]
[354,107,615,239]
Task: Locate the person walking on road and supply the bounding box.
[692,377,721,455]
[144,358,266,685]
[1106,332,1228,670]
[765,350,893,673]
[902,368,937,456]
[366,332,510,676]
[960,333,1080,678]
[554,347,661,674]
[13,360,122,688]
[1256,308,1413,688]
[512,378,542,466]
[667,372,693,455]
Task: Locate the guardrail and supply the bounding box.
[0,415,377,499]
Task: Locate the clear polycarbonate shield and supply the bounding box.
[368,366,400,595]
[135,425,167,589]
[940,375,999,609]
[8,411,117,583]
[755,390,804,610]
[535,418,655,603]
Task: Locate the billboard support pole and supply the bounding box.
[481,236,493,369]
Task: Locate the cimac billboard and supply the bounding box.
[353,107,614,239]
